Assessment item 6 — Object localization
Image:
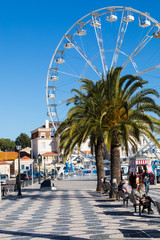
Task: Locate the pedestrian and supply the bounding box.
[120,168,124,180]
[144,170,150,195]
[129,171,137,188]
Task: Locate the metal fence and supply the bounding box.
[1,178,39,197]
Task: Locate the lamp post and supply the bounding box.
[15,140,22,196]
[38,154,42,184]
[43,157,46,180]
[0,174,1,201]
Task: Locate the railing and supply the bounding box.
[0,177,39,198]
[63,170,97,180]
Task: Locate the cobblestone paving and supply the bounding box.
[0,180,160,239]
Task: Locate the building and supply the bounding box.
[15,156,33,173]
[0,152,18,176]
[0,151,33,176]
[41,152,59,173]
[31,120,92,173]
[0,160,11,177]
[31,120,60,160]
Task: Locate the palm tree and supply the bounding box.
[57,79,107,191]
[56,67,160,194]
[100,67,160,196]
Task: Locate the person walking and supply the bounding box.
[129,171,137,188]
[144,170,150,195]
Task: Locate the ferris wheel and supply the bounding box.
[46,6,160,132]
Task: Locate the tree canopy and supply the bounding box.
[0,138,16,151]
[15,133,31,149]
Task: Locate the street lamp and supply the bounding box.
[43,157,46,180]
[37,154,42,184]
[0,174,1,201]
[15,139,22,196]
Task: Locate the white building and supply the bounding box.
[31,120,60,160]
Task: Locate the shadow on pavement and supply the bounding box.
[0,230,89,240]
[119,229,160,238]
[103,210,133,216]
[95,204,122,208]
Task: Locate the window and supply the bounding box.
[40,132,46,138]
[50,132,55,138]
[21,165,25,170]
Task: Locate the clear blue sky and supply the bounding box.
[0,0,160,140]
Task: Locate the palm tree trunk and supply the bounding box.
[95,136,105,192]
[110,131,121,198]
[110,145,121,184]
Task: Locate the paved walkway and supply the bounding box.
[0,180,160,240]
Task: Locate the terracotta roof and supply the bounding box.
[41,152,58,156]
[0,152,18,160]
[21,156,32,160]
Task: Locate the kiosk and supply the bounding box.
[129,155,154,184]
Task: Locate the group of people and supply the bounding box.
[120,179,154,214]
[100,170,155,214]
[129,170,150,195]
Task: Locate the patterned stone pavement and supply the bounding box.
[0,180,160,240]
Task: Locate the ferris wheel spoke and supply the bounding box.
[65,36,102,78]
[91,15,108,76]
[56,97,72,105]
[50,68,81,79]
[111,11,128,69]
[122,27,153,71]
[133,64,160,76]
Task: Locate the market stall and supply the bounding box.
[129,155,154,184]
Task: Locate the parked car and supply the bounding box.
[0,174,8,184]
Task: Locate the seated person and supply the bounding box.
[122,180,132,199]
[118,180,125,191]
[103,177,110,193]
[132,183,154,214]
[100,177,105,192]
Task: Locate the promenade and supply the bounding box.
[0,180,160,240]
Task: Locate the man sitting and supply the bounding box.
[132,183,154,214]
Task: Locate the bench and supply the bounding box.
[128,193,142,216]
[118,190,129,207]
[110,186,119,200]
[154,201,160,215]
[110,186,129,206]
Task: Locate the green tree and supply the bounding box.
[100,67,160,196]
[0,138,15,151]
[57,79,106,191]
[15,133,31,149]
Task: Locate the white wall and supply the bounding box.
[0,164,10,177]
